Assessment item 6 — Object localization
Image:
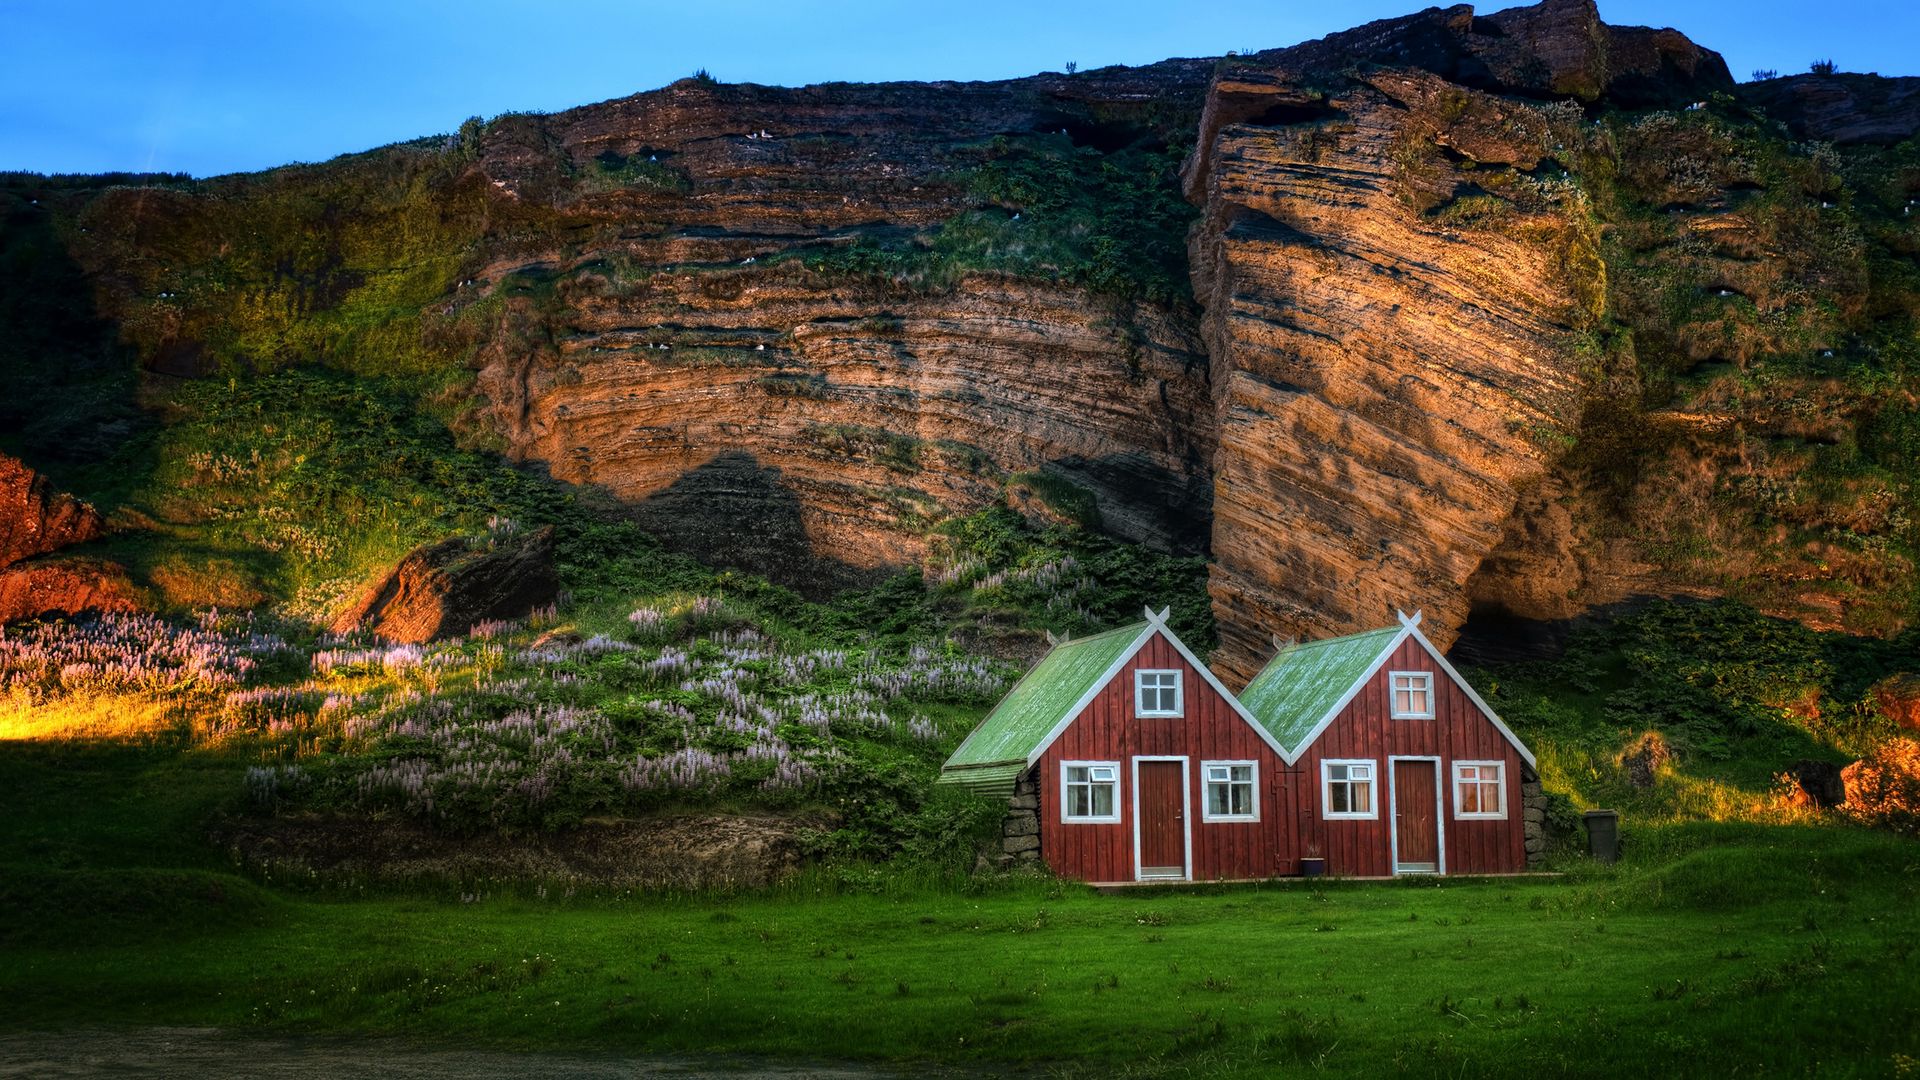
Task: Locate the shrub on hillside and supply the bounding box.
[1840,738,1920,836]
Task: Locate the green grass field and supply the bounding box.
[2,731,1917,1078]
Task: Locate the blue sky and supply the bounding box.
[2,0,1914,177]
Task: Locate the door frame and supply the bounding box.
[1387,755,1446,875]
[1130,755,1192,882]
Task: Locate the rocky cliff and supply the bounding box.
[3,0,1916,664]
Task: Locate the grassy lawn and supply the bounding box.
[2,736,1917,1078]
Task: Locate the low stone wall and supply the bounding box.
[1523,777,1547,868]
[1000,770,1042,865]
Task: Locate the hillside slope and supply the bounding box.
[0,0,1916,675]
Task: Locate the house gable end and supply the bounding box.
[1024,609,1295,767]
[1282,613,1538,770]
[1400,620,1538,769]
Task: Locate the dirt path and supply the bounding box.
[0,1029,918,1079]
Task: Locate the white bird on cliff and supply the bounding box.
[759,129,773,139]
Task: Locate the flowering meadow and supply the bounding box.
[2,596,1012,833]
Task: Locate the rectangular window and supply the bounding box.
[1453,761,1506,819]
[1134,669,1183,717]
[1062,761,1121,823]
[1201,761,1258,822]
[1321,759,1377,819]
[1390,671,1435,719]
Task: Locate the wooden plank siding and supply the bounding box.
[1034,632,1298,883]
[1294,637,1528,876]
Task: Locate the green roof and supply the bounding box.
[940,622,1149,775]
[1239,625,1402,753]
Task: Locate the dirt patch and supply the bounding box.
[0,1028,913,1078]
[212,813,831,891]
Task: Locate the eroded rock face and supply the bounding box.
[1741,74,1920,146]
[1188,72,1589,681]
[331,526,561,643]
[479,279,1213,592]
[0,453,105,570]
[461,68,1219,589]
[1185,0,1736,682]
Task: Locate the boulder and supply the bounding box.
[1786,759,1848,808]
[330,526,561,644]
[1872,674,1920,732]
[0,453,106,570]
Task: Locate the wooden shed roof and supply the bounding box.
[1238,625,1401,754]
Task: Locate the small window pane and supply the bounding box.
[1065,763,1120,821]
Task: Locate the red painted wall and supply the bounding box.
[1293,636,1528,876]
[1033,631,1299,883]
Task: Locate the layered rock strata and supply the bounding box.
[462,68,1218,587]
[1186,1,1733,683]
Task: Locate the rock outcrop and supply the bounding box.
[0,453,134,624]
[1875,675,1920,732]
[1184,0,1733,680]
[456,69,1219,588]
[1741,73,1920,145]
[25,0,1913,663]
[330,526,561,643]
[0,453,105,570]
[0,557,141,624]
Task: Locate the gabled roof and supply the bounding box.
[939,608,1294,794]
[941,620,1149,776]
[1239,625,1402,754]
[1238,611,1537,768]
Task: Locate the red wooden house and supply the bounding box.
[939,609,1540,882]
[1237,611,1540,877]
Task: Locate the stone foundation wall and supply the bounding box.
[999,770,1042,865]
[1523,777,1546,868]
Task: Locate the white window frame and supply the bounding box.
[1199,760,1260,823]
[1133,669,1184,718]
[1320,758,1379,820]
[1388,671,1435,719]
[1452,760,1507,820]
[1060,760,1122,824]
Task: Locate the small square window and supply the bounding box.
[1202,761,1258,821]
[1453,761,1506,819]
[1134,669,1183,717]
[1390,672,1434,719]
[1063,762,1121,822]
[1322,759,1377,819]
